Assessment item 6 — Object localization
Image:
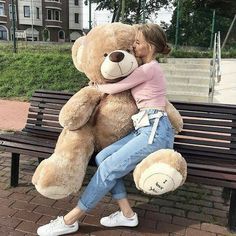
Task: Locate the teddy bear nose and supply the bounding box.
[109,51,125,63]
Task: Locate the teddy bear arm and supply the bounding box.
[59,86,103,130]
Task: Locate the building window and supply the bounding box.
[0,3,5,16]
[36,7,40,19]
[24,6,30,18]
[58,30,65,39]
[0,26,7,40]
[47,9,61,21]
[74,13,79,23]
[74,0,79,6]
[43,29,50,41]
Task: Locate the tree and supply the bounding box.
[167,0,234,48]
[84,0,173,24]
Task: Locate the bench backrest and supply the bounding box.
[26,91,236,155]
[173,101,236,161]
[173,101,236,188]
[23,90,73,139]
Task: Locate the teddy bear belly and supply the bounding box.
[93,94,138,151]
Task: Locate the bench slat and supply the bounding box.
[0,140,54,153]
[183,124,234,134]
[22,127,61,139]
[187,175,236,189]
[175,147,235,160]
[31,93,73,100]
[28,114,59,121]
[188,168,236,181]
[0,133,56,148]
[180,110,236,120]
[29,108,60,115]
[0,145,51,158]
[183,118,236,128]
[188,162,236,173]
[178,131,233,142]
[175,138,236,149]
[34,89,74,96]
[173,102,236,115]
[30,97,70,105]
[26,119,62,128]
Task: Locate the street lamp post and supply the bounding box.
[174,0,180,49]
[121,0,125,23]
[31,0,34,41]
[141,0,146,23]
[210,10,216,49]
[89,0,92,30]
[11,0,17,53]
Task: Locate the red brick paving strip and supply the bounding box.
[0,100,29,131]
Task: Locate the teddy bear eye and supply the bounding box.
[104,53,108,57]
[126,49,131,53]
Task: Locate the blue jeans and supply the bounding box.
[77,109,174,212]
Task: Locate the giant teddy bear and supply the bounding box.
[32,23,186,199]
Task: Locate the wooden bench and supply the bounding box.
[0,89,235,232]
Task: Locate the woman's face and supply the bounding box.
[133,31,152,60]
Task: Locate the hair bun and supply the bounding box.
[162,44,171,55]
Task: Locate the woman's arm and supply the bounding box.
[97,66,152,94]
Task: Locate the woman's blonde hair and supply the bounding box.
[136,23,171,55]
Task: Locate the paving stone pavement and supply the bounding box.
[0,151,235,236]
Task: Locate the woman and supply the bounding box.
[37,23,174,236]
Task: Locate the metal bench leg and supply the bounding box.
[228,189,236,233]
[11,153,20,187]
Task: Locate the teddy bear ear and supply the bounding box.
[72,36,86,72]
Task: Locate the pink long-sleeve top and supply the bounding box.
[97,60,166,109]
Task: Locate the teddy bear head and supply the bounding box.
[72,22,139,84]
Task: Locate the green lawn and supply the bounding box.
[0,44,88,100]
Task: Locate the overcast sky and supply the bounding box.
[83,3,173,29]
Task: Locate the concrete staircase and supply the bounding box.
[160,58,211,102]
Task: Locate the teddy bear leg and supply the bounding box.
[32,126,95,199]
[133,149,187,195]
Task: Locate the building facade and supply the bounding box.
[0,0,83,42]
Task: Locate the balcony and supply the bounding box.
[44,0,62,10]
[45,19,62,28]
[0,15,7,24]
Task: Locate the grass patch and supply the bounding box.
[0,50,88,100]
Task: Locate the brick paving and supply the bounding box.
[0,151,235,236]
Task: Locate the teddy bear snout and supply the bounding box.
[109,51,125,63]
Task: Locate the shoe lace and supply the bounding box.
[49,216,64,227]
[108,211,120,221]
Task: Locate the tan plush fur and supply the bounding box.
[32,23,185,199]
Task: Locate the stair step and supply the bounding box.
[165,75,210,85]
[167,94,210,102]
[160,58,211,65]
[163,68,209,76]
[167,90,210,102]
[160,63,210,70]
[167,83,209,93]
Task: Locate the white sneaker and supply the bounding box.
[100,211,138,227]
[37,216,78,236]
